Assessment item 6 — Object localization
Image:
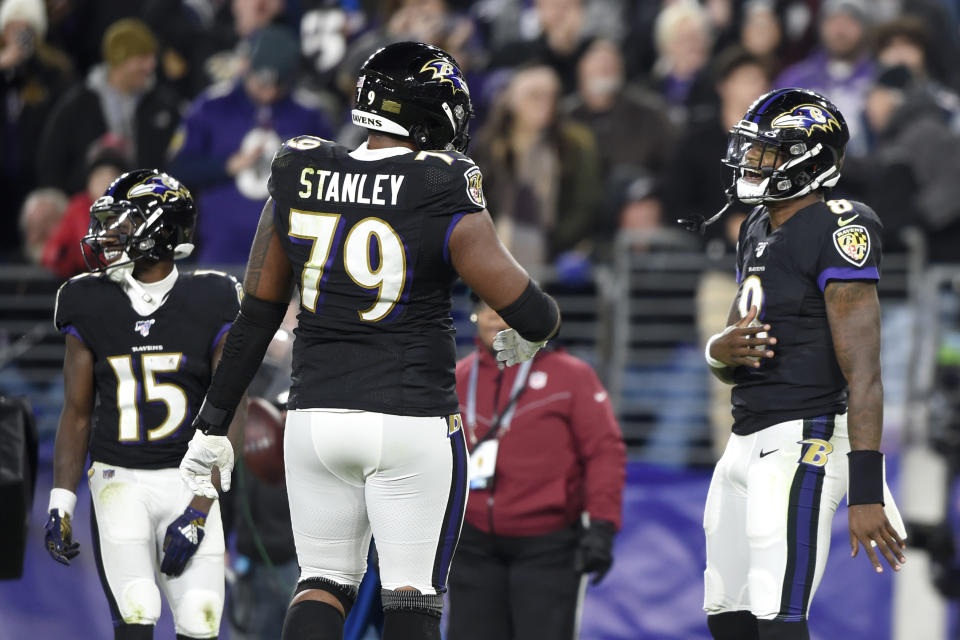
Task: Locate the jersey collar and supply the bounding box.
[349,141,414,161]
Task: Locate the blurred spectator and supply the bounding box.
[775,0,874,155]
[663,47,770,254]
[472,64,601,268]
[739,0,783,76]
[487,0,594,95]
[168,25,333,265]
[861,65,960,263]
[447,298,626,640]
[18,187,67,264]
[565,39,674,259]
[873,16,960,130]
[650,0,713,123]
[566,39,674,189]
[35,17,180,195]
[0,0,73,257]
[40,139,129,280]
[203,0,286,86]
[140,0,238,99]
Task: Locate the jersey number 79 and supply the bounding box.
[288,208,406,322]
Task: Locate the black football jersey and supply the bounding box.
[268,136,487,415]
[54,270,242,468]
[731,199,883,434]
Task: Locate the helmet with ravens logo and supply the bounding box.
[352,41,473,152]
[724,87,849,204]
[82,169,197,274]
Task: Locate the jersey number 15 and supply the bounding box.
[107,353,186,442]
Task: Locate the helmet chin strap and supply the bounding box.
[106,251,155,304]
[677,186,738,234]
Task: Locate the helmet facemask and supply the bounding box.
[81,195,195,278]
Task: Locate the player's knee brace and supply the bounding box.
[294,576,358,618]
[118,579,161,626]
[381,590,444,640]
[172,589,223,639]
[281,601,344,640]
[757,619,809,640]
[114,624,153,640]
[707,611,758,640]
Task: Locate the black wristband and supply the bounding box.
[194,399,233,436]
[497,279,560,343]
[847,450,884,506]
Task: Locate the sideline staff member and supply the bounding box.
[447,298,626,640]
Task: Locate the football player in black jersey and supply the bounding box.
[177,42,561,640]
[696,88,908,640]
[44,169,246,640]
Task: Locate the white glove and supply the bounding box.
[180,431,234,499]
[492,329,547,367]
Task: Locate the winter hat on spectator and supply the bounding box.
[245,25,300,86]
[820,0,869,24]
[0,0,47,38]
[102,18,157,67]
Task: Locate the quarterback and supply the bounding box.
[45,170,245,639]
[698,88,907,640]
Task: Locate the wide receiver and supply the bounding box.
[697,88,907,640]
[45,169,245,639]
[178,42,561,640]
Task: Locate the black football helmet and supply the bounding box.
[82,169,197,273]
[352,41,473,152]
[723,88,849,204]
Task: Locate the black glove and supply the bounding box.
[574,519,616,585]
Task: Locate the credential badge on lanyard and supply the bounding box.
[466,357,533,490]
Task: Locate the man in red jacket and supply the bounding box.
[447,297,627,640]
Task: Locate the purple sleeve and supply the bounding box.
[817,266,880,292]
[60,324,86,346]
[443,213,467,265]
[210,322,233,355]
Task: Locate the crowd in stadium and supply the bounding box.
[5,0,960,277]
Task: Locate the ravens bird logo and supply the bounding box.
[771,105,841,136]
[127,174,192,202]
[419,59,469,95]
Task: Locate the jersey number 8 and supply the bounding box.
[289,209,406,322]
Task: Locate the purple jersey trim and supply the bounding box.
[736,268,742,284]
[60,324,86,346]
[210,322,232,355]
[443,213,467,265]
[817,266,879,292]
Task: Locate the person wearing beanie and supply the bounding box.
[34,17,181,195]
[0,0,74,257]
[167,25,334,265]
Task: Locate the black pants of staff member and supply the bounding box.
[447,521,583,640]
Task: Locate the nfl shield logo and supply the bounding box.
[103,469,115,479]
[135,319,155,337]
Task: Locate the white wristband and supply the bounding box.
[48,488,77,518]
[705,326,735,369]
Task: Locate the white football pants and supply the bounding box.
[284,409,468,594]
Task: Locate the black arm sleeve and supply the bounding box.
[496,280,561,343]
[194,294,288,436]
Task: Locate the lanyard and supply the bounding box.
[466,353,533,446]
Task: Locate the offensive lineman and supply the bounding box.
[696,88,908,640]
[44,169,245,639]
[178,42,561,640]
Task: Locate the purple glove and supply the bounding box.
[160,506,207,576]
